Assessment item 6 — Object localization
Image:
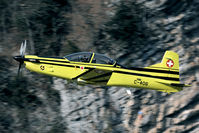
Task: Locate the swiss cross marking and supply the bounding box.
[166,59,174,68]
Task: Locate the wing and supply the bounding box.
[72,68,112,85]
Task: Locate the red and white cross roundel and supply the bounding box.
[166,59,174,68]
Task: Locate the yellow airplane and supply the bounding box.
[14,41,190,93]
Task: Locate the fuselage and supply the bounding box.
[23,54,181,93]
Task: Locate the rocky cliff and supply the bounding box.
[0,0,199,133]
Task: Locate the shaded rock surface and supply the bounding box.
[0,0,199,133]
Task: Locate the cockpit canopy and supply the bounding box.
[64,52,92,63]
[64,52,115,65]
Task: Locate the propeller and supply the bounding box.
[13,40,27,77]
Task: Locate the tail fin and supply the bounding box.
[148,51,179,71]
[146,51,191,90]
[145,51,180,84]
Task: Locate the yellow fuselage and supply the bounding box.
[24,55,181,93]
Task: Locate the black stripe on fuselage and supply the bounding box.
[84,72,112,81]
[29,58,70,63]
[34,62,75,68]
[30,58,179,74]
[26,58,179,80]
[39,58,178,74]
[27,60,92,69]
[128,67,179,74]
[146,66,179,71]
[72,68,95,80]
[93,79,109,83]
[36,58,113,68]
[114,71,179,81]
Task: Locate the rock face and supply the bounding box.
[0,0,199,133]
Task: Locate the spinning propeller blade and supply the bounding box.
[17,62,22,77]
[13,40,27,78]
[19,40,26,57]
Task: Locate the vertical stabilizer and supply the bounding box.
[147,51,179,71]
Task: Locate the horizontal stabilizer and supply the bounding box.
[157,81,191,87]
[170,83,191,87]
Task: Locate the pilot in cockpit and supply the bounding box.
[79,55,89,62]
